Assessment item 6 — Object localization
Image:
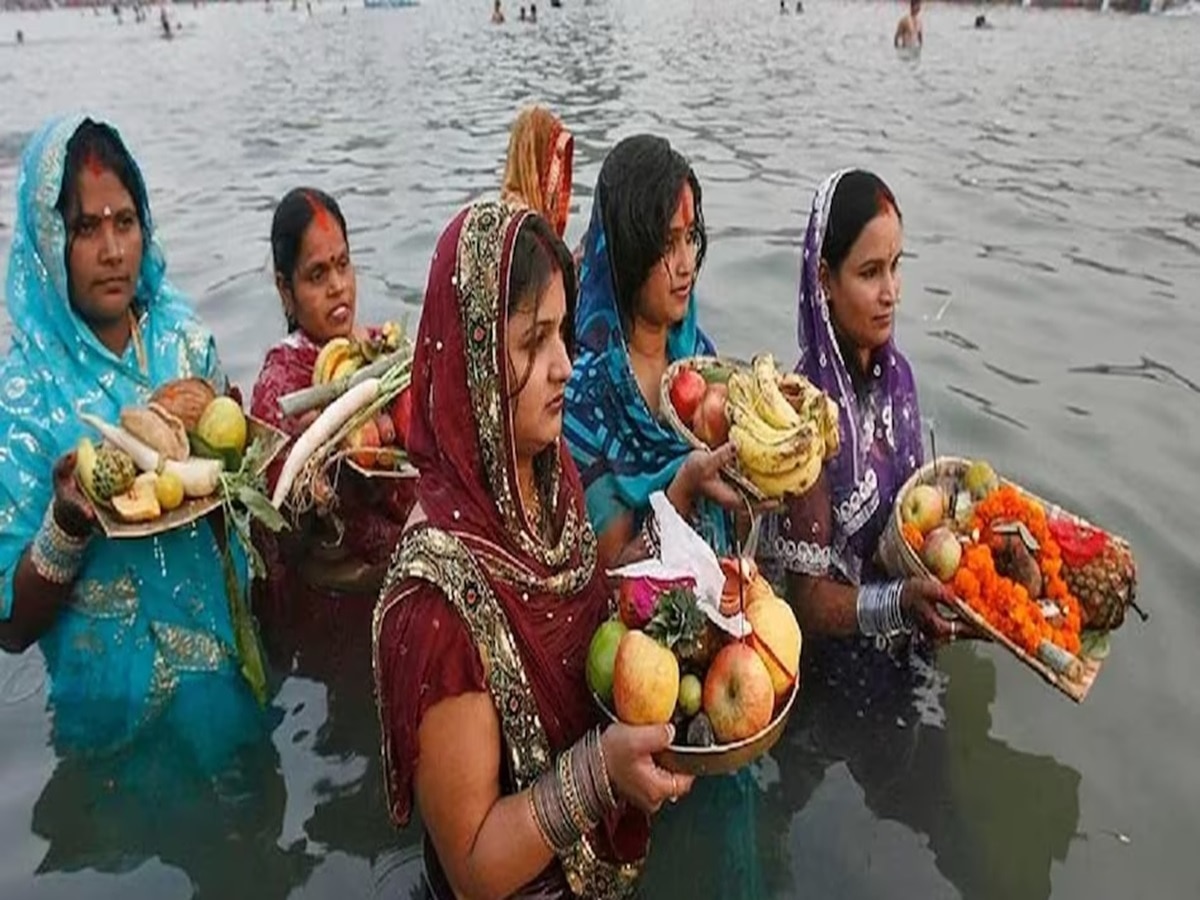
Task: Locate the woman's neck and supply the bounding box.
[516,455,538,516]
[92,312,133,358]
[627,316,669,363]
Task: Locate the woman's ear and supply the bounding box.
[818,259,833,301]
[276,272,295,322]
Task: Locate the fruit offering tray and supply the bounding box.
[878,457,1140,703]
[658,355,841,503]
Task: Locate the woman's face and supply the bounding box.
[66,166,144,329]
[823,207,903,355]
[279,214,356,343]
[634,182,698,330]
[506,269,573,461]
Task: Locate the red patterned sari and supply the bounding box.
[373,201,647,899]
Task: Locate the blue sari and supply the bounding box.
[0,116,266,766]
[563,205,729,552]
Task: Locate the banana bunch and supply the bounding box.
[312,337,363,386]
[726,354,838,499]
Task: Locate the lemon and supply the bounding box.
[196,396,248,456]
[154,471,185,511]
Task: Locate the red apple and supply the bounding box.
[345,419,381,467]
[901,484,945,535]
[702,641,775,743]
[375,411,397,446]
[669,369,707,427]
[921,526,963,582]
[613,631,680,726]
[692,384,730,448]
[391,389,413,449]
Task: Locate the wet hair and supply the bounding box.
[57,119,148,260]
[507,212,577,397]
[270,187,349,329]
[821,170,902,274]
[596,135,707,326]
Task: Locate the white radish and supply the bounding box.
[271,377,381,508]
[80,413,223,498]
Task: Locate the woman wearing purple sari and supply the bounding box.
[762,170,959,663]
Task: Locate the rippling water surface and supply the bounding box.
[1,2,1199,898]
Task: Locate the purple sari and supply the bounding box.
[764,170,923,586]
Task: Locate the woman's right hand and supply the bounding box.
[600,723,694,814]
[51,451,97,540]
[666,444,743,517]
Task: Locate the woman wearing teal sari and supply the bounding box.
[0,116,267,768]
[564,135,764,900]
[563,135,740,567]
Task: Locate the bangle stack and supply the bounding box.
[638,511,661,559]
[530,727,618,854]
[30,505,89,585]
[856,580,911,639]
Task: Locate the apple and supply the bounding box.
[669,369,707,427]
[746,597,802,701]
[921,526,963,582]
[901,484,945,535]
[692,384,730,448]
[375,411,397,446]
[345,419,381,467]
[391,388,413,449]
[702,642,775,743]
[586,619,628,704]
[963,460,1000,501]
[613,631,680,726]
[677,673,703,718]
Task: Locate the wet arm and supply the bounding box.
[785,571,860,638]
[0,550,75,652]
[416,692,555,900]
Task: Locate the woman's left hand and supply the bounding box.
[667,444,741,515]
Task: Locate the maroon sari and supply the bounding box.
[373,202,647,899]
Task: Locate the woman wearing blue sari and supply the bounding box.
[0,116,268,767]
[564,134,765,899]
[564,135,741,567]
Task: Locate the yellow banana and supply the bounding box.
[752,354,801,431]
[820,397,841,459]
[330,357,361,383]
[747,446,824,499]
[313,337,352,386]
[733,422,820,477]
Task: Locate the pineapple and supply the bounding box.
[1065,539,1139,631]
[645,587,707,655]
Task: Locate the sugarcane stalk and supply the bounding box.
[278,350,410,418]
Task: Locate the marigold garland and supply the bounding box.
[951,485,1082,657]
[902,522,924,553]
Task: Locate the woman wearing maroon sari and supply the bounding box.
[374,201,727,898]
[251,188,415,596]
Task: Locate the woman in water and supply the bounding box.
[563,135,742,568]
[250,187,415,598]
[375,201,704,898]
[501,105,574,240]
[0,116,267,762]
[763,169,961,672]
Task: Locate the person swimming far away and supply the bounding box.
[492,0,505,24]
[895,0,924,49]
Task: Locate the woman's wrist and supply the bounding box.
[856,580,911,637]
[529,727,617,853]
[32,504,90,585]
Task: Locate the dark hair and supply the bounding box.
[507,212,577,396]
[821,170,902,273]
[596,135,707,326]
[57,119,148,257]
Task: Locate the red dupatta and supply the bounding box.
[375,201,646,889]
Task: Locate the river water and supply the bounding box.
[1,2,1199,898]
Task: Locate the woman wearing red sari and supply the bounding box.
[501,106,574,240]
[375,201,732,898]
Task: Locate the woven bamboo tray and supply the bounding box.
[658,355,765,502]
[95,418,288,539]
[878,457,1130,703]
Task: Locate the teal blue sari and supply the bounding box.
[0,116,267,767]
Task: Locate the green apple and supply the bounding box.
[677,673,703,718]
[963,460,1000,501]
[586,619,628,704]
